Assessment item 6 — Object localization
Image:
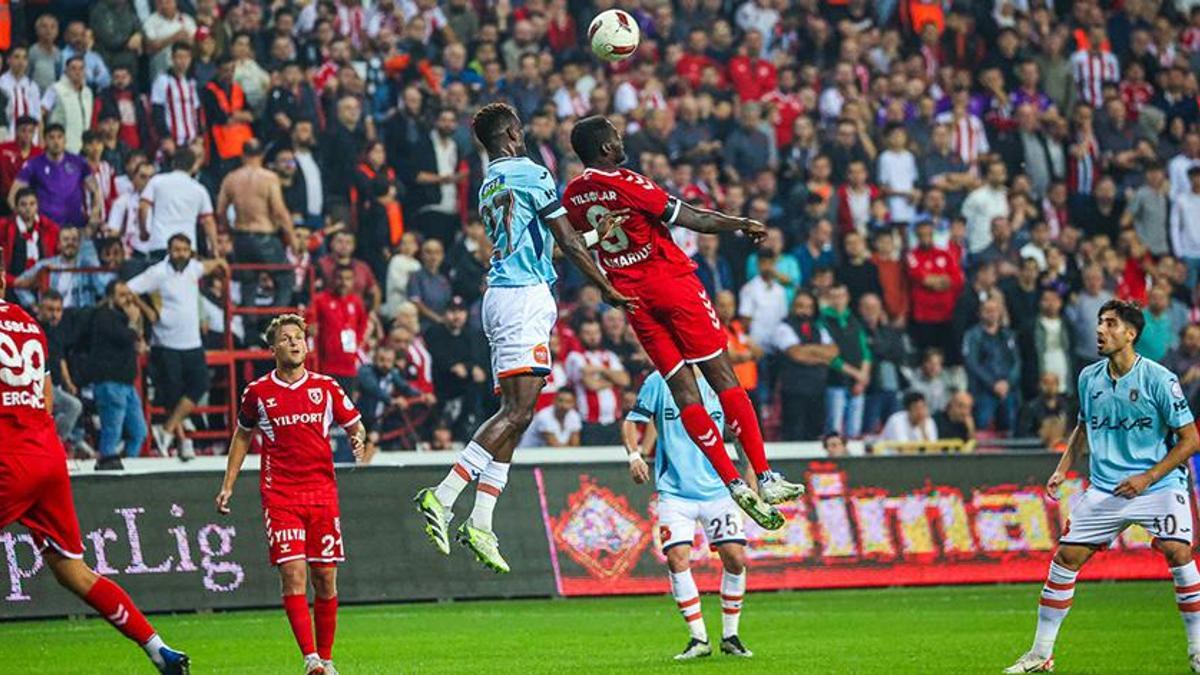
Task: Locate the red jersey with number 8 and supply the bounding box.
[563,167,694,290]
[238,370,362,507]
[0,301,53,444]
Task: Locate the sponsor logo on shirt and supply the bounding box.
[1089,415,1153,431]
[273,412,325,427]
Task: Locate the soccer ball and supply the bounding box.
[589,9,640,62]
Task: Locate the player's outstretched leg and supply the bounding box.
[717,545,752,658]
[1005,547,1092,673]
[416,441,492,555]
[666,549,711,661]
[46,552,190,674]
[278,562,324,674]
[457,458,512,573]
[698,356,804,505]
[1158,539,1200,672]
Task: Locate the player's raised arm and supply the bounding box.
[670,200,767,244]
[216,426,253,514]
[546,212,639,312]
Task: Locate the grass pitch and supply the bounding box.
[0,581,1188,674]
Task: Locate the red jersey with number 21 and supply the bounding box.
[238,370,362,507]
[563,167,694,290]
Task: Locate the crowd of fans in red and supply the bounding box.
[3,0,1200,461]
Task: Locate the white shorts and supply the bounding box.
[1061,488,1194,547]
[657,494,745,552]
[481,284,557,382]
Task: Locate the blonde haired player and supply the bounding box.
[216,314,366,675]
[623,368,753,660]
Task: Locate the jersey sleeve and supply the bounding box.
[237,385,260,431]
[328,378,362,428]
[628,376,662,423]
[528,166,566,220]
[618,170,673,220]
[126,263,163,295]
[1156,372,1195,430]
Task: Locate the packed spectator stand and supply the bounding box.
[3,0,1199,468]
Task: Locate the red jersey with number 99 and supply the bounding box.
[0,301,53,445]
[238,370,362,507]
[563,167,695,290]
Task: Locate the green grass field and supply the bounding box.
[0,581,1191,674]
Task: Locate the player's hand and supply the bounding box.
[1045,470,1067,501]
[740,218,767,244]
[215,487,233,514]
[629,454,650,484]
[1114,472,1153,499]
[603,287,640,313]
[596,208,631,240]
[349,432,366,462]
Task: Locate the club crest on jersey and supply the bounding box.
[308,388,324,405]
[1130,389,1139,402]
[659,525,672,542]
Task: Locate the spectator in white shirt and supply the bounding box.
[1170,165,1200,290]
[1168,132,1200,197]
[877,124,920,225]
[106,160,156,267]
[880,391,939,444]
[737,251,789,348]
[127,233,226,460]
[961,160,1010,254]
[142,0,198,83]
[519,390,583,448]
[139,147,217,259]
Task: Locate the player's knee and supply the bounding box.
[1052,546,1089,571]
[311,567,338,598]
[720,548,747,575]
[1160,541,1194,567]
[503,405,534,430]
[278,562,308,594]
[665,547,691,573]
[46,555,98,596]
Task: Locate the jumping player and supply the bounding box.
[0,260,190,674]
[216,314,366,675]
[1004,300,1200,673]
[624,368,754,661]
[564,115,802,529]
[414,102,634,574]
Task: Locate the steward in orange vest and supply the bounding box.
[202,56,254,164]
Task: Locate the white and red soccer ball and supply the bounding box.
[588,9,640,62]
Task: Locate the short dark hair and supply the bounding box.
[15,115,37,129]
[570,115,617,165]
[172,147,196,172]
[14,187,36,204]
[1098,299,1146,343]
[903,391,926,409]
[81,129,101,146]
[334,263,355,277]
[472,102,520,154]
[40,288,63,303]
[44,123,65,137]
[168,233,193,249]
[171,42,193,56]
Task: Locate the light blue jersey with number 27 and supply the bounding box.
[627,371,728,501]
[1077,356,1195,494]
[479,156,566,288]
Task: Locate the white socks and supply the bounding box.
[141,634,165,667]
[470,460,510,532]
[1173,562,1200,655]
[721,570,746,638]
[434,442,492,509]
[669,569,708,642]
[1032,562,1077,658]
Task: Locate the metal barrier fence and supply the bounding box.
[2,452,1190,620]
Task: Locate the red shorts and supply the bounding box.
[0,425,84,559]
[263,502,345,566]
[626,273,727,378]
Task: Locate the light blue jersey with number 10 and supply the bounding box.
[479,156,566,288]
[627,371,728,502]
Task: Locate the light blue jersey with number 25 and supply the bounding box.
[479,156,567,288]
[627,371,728,501]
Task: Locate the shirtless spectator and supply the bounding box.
[216,138,295,316]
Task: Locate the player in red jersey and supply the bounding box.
[563,116,804,530]
[216,314,366,675]
[0,260,190,674]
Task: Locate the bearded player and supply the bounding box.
[1004,300,1200,674]
[216,314,366,675]
[624,368,754,661]
[0,261,190,673]
[413,102,634,574]
[564,116,802,530]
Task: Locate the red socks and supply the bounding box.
[718,387,769,475]
[679,402,740,483]
[314,595,338,661]
[283,593,317,656]
[84,576,156,645]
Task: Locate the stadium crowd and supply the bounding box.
[5,0,1200,465]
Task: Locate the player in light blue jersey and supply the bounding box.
[623,369,753,661]
[1006,300,1200,674]
[415,102,635,574]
